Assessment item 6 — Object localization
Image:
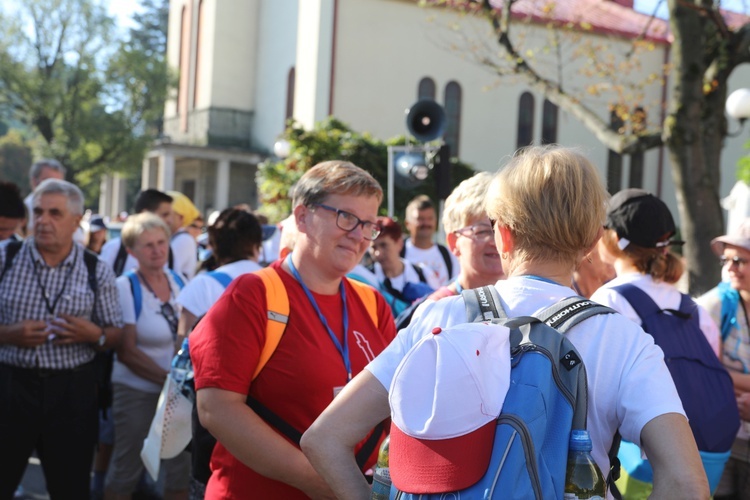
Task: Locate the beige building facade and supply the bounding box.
[98,0,750,224]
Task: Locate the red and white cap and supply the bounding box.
[388,322,511,493]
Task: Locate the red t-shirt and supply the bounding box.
[191,260,396,499]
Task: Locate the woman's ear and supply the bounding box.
[446,232,459,256]
[497,224,514,256]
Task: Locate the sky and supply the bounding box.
[634,0,749,18]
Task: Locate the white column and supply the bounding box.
[141,157,151,190]
[98,174,113,217]
[215,158,230,210]
[294,0,334,129]
[112,173,129,217]
[159,151,176,191]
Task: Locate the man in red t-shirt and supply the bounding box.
[190,160,396,498]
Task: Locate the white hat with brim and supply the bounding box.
[388,322,511,494]
[711,218,750,256]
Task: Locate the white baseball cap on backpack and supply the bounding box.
[388,322,511,493]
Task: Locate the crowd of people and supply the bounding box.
[2,146,750,500]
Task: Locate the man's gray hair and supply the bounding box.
[32,179,85,216]
[30,159,66,183]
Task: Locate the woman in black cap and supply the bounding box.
[591,188,735,497]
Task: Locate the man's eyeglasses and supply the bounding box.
[454,222,495,242]
[720,255,749,268]
[312,203,381,241]
[161,302,179,338]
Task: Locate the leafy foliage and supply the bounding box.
[256,117,475,223]
[0,0,172,206]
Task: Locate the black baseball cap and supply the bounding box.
[605,189,684,249]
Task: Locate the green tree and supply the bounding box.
[425,0,750,293]
[0,129,33,190]
[257,117,475,223]
[0,0,171,205]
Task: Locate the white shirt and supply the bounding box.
[367,276,684,498]
[373,258,442,293]
[590,273,721,357]
[170,230,198,280]
[113,271,184,393]
[402,240,460,287]
[100,237,138,275]
[177,260,262,317]
[100,234,194,281]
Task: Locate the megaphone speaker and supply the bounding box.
[406,99,446,142]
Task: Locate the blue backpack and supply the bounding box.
[611,284,739,492]
[391,286,614,499]
[124,269,186,319]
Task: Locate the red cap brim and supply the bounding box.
[389,419,497,493]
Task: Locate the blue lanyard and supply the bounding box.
[286,255,352,381]
[518,274,563,286]
[454,280,464,294]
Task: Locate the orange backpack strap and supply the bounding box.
[346,278,379,328]
[252,267,290,380]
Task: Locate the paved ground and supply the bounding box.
[14,457,163,500]
[15,457,49,500]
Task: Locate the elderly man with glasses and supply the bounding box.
[189,160,396,498]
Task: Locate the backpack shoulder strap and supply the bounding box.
[252,267,290,380]
[399,242,406,258]
[207,270,233,288]
[82,249,99,293]
[0,240,23,284]
[168,269,186,289]
[411,263,427,283]
[346,278,379,328]
[168,246,174,270]
[536,296,616,333]
[125,270,143,320]
[113,241,128,277]
[437,243,453,279]
[612,283,661,322]
[462,285,506,322]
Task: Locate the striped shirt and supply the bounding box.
[0,238,123,369]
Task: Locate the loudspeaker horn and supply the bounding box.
[406,99,446,142]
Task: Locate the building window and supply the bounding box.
[629,106,646,188]
[285,67,295,124]
[444,81,462,157]
[607,109,625,194]
[541,99,558,144]
[418,77,436,101]
[516,92,535,149]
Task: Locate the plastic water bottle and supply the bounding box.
[171,337,194,401]
[371,435,391,500]
[564,430,606,500]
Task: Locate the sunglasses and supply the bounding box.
[161,302,179,338]
[720,255,749,268]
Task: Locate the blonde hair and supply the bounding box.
[291,161,382,208]
[601,228,684,283]
[442,172,493,233]
[485,146,607,267]
[121,212,171,249]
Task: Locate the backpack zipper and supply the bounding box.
[512,344,576,410]
[493,414,542,499]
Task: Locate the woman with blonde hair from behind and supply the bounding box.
[301,146,707,499]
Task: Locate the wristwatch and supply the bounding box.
[97,329,106,347]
